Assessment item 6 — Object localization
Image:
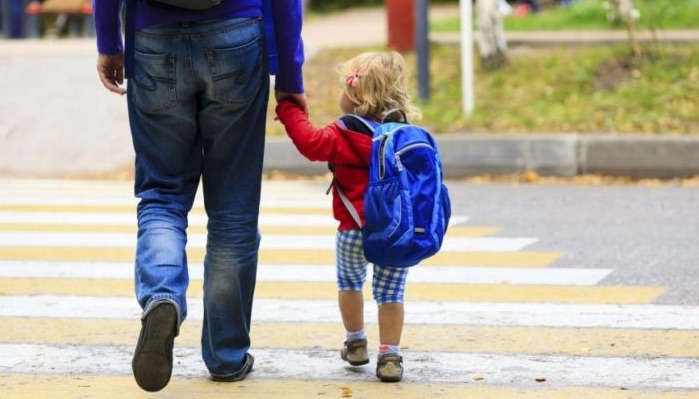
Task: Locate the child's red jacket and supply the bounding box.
[275,101,372,231]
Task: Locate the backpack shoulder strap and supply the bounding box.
[336,184,363,228]
[337,114,378,137]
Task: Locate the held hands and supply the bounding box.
[97,53,126,95]
[275,91,308,115]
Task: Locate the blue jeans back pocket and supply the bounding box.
[132,50,177,113]
[207,36,262,106]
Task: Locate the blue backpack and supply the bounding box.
[337,110,451,268]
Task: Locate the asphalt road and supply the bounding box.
[443,179,699,306]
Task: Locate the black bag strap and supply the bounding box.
[148,0,221,9]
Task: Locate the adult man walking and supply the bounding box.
[93,0,306,392]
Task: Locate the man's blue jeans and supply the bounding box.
[126,17,269,379]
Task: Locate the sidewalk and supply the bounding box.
[0,5,698,180]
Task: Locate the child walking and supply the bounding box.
[275,51,421,383]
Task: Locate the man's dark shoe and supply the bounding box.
[210,354,255,382]
[132,303,177,392]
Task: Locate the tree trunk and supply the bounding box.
[611,0,642,59]
[476,0,508,70]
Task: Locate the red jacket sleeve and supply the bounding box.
[275,101,342,162]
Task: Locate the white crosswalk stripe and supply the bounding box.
[0,231,535,251]
[2,344,697,389]
[3,296,699,330]
[0,260,613,285]
[0,210,471,228]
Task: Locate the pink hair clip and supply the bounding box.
[346,74,360,88]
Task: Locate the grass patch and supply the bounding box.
[430,0,699,32]
[267,43,699,136]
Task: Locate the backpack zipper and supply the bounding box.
[378,135,389,179]
[394,143,433,172]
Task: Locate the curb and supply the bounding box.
[264,135,699,179]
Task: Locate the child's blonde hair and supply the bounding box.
[337,51,421,122]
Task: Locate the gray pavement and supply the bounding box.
[1,5,698,180]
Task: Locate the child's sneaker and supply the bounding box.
[376,353,403,382]
[340,338,369,366]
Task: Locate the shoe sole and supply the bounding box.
[132,303,177,392]
[378,369,403,382]
[346,358,370,366]
[341,346,369,366]
[379,374,403,382]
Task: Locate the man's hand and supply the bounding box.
[97,53,126,95]
[275,91,308,115]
